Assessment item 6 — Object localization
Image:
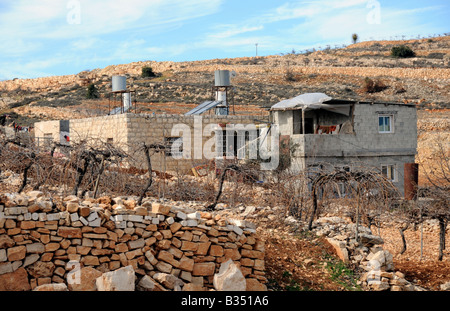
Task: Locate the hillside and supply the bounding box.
[0,36,449,126]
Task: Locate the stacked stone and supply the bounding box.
[302,216,425,291]
[0,191,266,291]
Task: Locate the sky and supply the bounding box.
[0,0,449,80]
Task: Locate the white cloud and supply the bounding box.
[0,0,223,40]
[209,25,264,39]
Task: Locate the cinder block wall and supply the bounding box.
[124,113,268,173]
[70,114,129,150]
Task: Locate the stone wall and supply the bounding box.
[307,216,425,291]
[0,191,266,291]
[69,113,268,173]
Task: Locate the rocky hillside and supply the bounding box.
[0,36,449,126]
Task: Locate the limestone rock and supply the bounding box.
[326,238,349,263]
[68,267,102,291]
[0,267,31,291]
[359,233,384,246]
[440,281,450,291]
[27,261,56,278]
[33,283,68,291]
[0,235,15,248]
[182,283,206,291]
[7,245,26,261]
[96,265,135,291]
[153,272,184,290]
[137,275,166,291]
[213,259,246,291]
[246,278,267,291]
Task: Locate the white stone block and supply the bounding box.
[96,265,135,291]
[166,217,174,225]
[151,218,160,225]
[39,213,47,221]
[128,215,143,223]
[31,213,39,221]
[89,218,101,227]
[79,216,88,226]
[176,211,187,220]
[87,211,98,222]
[232,226,243,236]
[70,213,79,222]
[187,212,201,220]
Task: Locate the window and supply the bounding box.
[293,111,314,134]
[381,164,396,182]
[164,137,183,158]
[378,115,393,133]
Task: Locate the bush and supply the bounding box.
[86,83,99,99]
[362,77,387,93]
[391,45,415,58]
[141,67,156,78]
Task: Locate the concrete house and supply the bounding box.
[33,119,70,147]
[270,93,417,196]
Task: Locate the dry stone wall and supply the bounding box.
[305,216,425,291]
[0,191,266,291]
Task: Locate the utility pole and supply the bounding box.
[255,43,258,57]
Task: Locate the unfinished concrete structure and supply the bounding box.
[270,93,417,195]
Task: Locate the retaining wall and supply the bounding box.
[0,191,266,291]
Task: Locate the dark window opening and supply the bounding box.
[293,111,314,134]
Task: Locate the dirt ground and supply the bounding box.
[376,224,450,290]
[263,231,357,291]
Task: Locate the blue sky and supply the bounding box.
[0,0,448,80]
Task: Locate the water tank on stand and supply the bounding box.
[214,70,231,87]
[112,76,127,92]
